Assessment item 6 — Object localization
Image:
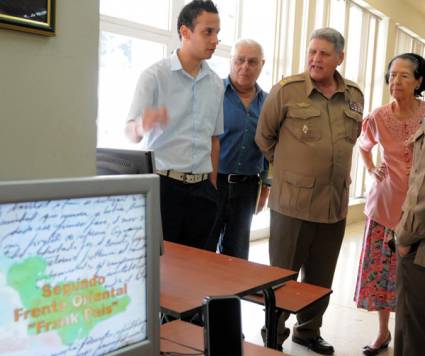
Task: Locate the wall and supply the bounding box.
[0,0,99,180]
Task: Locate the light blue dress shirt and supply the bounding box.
[127,51,224,173]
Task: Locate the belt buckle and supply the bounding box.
[228,174,236,183]
[182,173,189,184]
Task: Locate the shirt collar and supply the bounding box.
[224,76,265,99]
[170,49,211,79]
[170,50,183,71]
[304,70,347,97]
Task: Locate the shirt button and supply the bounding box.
[242,146,246,150]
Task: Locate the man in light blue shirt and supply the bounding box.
[125,0,223,248]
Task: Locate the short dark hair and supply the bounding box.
[177,0,218,40]
[385,53,425,97]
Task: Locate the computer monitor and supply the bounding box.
[96,148,155,175]
[0,175,160,356]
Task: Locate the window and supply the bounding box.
[98,0,179,148]
[100,0,171,30]
[240,0,278,89]
[329,0,346,35]
[98,32,165,148]
[213,0,238,46]
[395,26,425,57]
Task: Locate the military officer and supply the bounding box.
[255,27,364,355]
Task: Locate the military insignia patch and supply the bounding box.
[279,79,287,87]
[349,101,363,114]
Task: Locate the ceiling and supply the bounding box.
[402,0,425,16]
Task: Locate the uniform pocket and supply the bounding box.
[343,109,362,143]
[280,171,315,212]
[286,106,321,142]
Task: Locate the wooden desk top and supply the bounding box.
[160,241,296,317]
[160,338,199,354]
[161,320,288,356]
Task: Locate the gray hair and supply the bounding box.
[231,38,264,59]
[310,27,345,54]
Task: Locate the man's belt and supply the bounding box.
[157,170,209,184]
[220,173,259,184]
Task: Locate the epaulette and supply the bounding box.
[345,79,362,93]
[279,74,305,87]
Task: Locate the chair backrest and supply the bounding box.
[96,148,155,175]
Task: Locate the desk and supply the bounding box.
[160,241,296,348]
[160,320,288,356]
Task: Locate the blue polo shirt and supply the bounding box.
[219,77,267,178]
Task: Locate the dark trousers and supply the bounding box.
[269,210,345,341]
[160,176,218,249]
[395,246,425,356]
[205,174,259,259]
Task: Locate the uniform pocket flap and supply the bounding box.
[287,107,321,120]
[344,109,362,122]
[283,171,315,188]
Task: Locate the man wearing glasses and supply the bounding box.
[206,39,269,259]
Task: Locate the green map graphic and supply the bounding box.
[7,256,130,345]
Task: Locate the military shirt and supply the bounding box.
[255,71,364,223]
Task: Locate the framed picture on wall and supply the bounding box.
[0,0,55,36]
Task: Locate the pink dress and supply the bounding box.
[354,101,425,311]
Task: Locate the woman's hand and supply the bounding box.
[369,162,387,182]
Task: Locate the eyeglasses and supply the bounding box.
[233,56,261,67]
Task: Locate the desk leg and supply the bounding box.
[263,288,277,349]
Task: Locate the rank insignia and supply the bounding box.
[279,78,287,87]
[302,124,309,135]
[349,101,363,114]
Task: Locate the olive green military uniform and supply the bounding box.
[255,71,364,343]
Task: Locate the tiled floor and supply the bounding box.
[242,221,395,356]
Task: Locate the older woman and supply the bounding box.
[354,53,425,356]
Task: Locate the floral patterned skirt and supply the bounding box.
[354,218,397,311]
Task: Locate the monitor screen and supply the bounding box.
[0,175,160,356]
[96,148,155,175]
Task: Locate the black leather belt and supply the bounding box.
[220,173,258,184]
